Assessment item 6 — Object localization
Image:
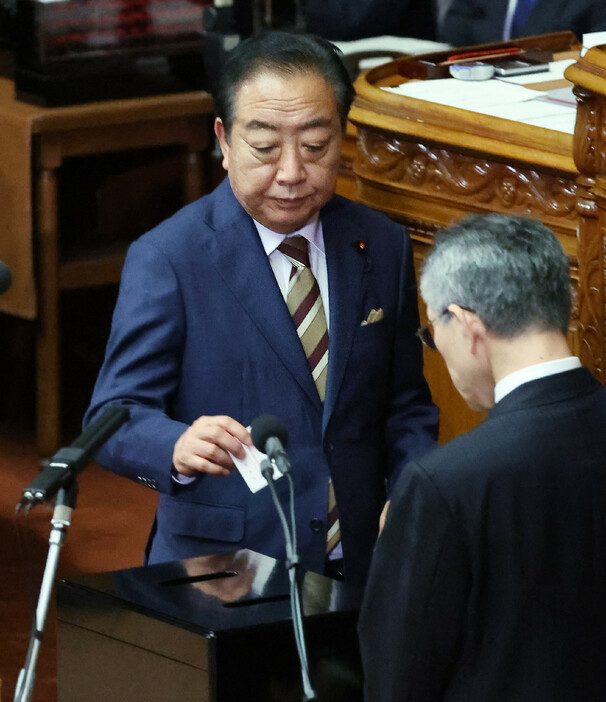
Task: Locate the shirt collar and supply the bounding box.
[494,356,582,403]
[253,215,324,257]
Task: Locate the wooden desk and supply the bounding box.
[347,35,606,441]
[0,81,214,454]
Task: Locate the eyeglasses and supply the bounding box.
[416,309,451,350]
[416,305,476,350]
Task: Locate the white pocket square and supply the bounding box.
[361,308,384,326]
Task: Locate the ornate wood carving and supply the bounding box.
[355,128,578,225]
[566,51,606,382]
[571,87,606,176]
[574,175,603,377]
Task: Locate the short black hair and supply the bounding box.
[215,31,355,138]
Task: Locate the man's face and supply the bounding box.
[215,70,343,234]
[429,306,495,412]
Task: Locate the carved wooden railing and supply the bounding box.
[565,46,606,383]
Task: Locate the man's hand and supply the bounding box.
[172,415,252,478]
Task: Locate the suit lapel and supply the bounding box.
[322,205,370,430]
[201,181,322,409]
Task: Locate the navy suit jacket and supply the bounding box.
[304,0,436,41]
[85,178,438,585]
[439,0,606,45]
[359,367,606,699]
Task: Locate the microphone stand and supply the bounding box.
[261,459,316,701]
[14,480,78,702]
[13,406,129,702]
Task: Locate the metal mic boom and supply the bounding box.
[20,406,129,506]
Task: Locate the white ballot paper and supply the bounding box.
[230,430,283,493]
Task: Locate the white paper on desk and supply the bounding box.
[359,56,399,70]
[478,102,576,133]
[478,100,574,122]
[229,441,283,494]
[522,112,577,134]
[383,78,539,110]
[333,35,450,57]
[537,86,576,106]
[582,31,606,56]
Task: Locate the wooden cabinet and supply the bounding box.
[0,80,215,454]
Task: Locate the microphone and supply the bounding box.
[19,406,129,507]
[250,414,291,474]
[0,260,12,294]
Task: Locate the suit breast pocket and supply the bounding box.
[353,315,391,363]
[339,317,394,412]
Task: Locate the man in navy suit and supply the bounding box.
[439,0,606,45]
[84,31,438,586]
[359,214,606,699]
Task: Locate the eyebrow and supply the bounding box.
[243,117,333,132]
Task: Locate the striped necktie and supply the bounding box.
[278,236,340,555]
[278,236,329,400]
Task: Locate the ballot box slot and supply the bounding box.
[159,570,238,587]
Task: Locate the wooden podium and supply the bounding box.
[56,550,364,702]
[344,32,606,441]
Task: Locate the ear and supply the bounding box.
[214,118,230,172]
[448,304,487,356]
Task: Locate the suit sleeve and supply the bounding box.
[384,227,439,487]
[358,462,470,702]
[83,238,190,493]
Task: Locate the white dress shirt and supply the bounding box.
[254,216,330,327]
[494,356,581,404]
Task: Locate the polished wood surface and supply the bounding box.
[342,33,606,442]
[0,78,214,318]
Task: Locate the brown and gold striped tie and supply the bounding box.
[278,236,340,554]
[278,236,329,399]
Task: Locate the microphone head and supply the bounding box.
[250,414,289,453]
[0,261,12,295]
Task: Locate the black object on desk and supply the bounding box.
[6,0,244,105]
[56,549,364,702]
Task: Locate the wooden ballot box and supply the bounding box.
[56,550,364,702]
